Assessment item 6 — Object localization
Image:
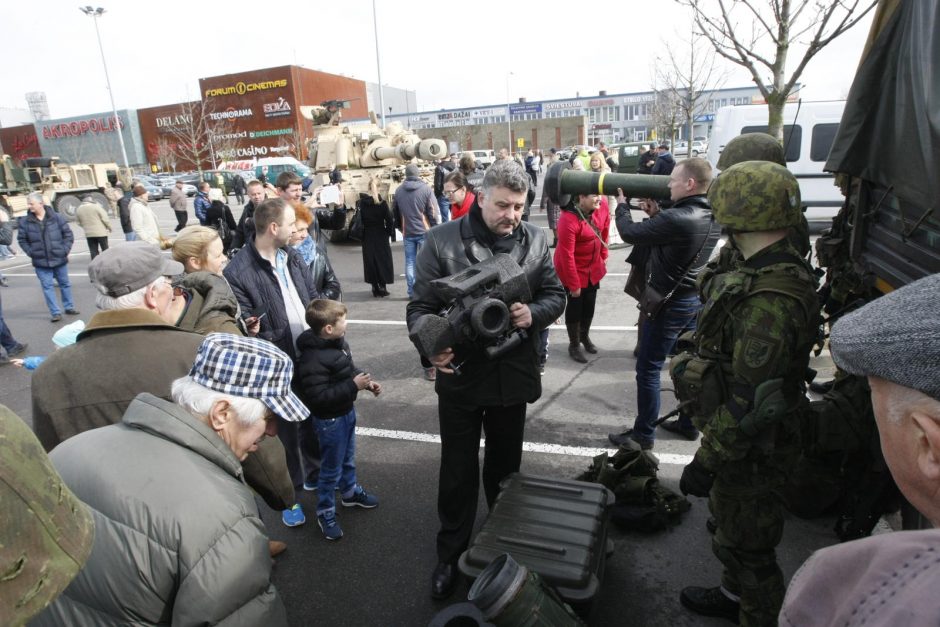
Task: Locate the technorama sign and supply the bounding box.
[204,79,288,98]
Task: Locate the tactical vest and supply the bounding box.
[670,249,819,424]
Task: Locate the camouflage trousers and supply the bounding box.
[709,463,785,627]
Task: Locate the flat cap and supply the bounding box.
[88,241,184,297]
[830,273,940,401]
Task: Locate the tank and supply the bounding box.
[300,100,447,241]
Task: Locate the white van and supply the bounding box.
[707,101,845,224]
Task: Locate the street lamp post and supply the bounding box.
[372,0,386,129]
[506,72,514,153]
[79,6,130,170]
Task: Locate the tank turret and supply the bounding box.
[300,103,448,241]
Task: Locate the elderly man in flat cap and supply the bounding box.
[33,334,305,626]
[780,273,940,626]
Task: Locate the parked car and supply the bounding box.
[672,140,706,157]
[140,183,163,202]
[469,150,495,168]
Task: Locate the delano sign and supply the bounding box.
[204,79,287,98]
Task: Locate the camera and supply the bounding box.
[409,254,532,360]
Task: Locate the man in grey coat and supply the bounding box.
[169,179,189,232]
[780,273,940,626]
[393,163,439,298]
[33,334,306,626]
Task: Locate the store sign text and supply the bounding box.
[42,116,125,139]
[204,79,287,98]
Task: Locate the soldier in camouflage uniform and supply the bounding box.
[673,161,819,625]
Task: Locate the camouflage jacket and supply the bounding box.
[686,238,819,473]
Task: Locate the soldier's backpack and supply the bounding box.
[576,445,691,532]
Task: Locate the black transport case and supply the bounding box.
[458,473,614,611]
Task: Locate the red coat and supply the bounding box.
[450,191,475,219]
[552,198,610,291]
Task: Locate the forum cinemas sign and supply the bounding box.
[204,79,287,98]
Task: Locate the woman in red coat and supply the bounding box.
[442,171,475,220]
[553,193,610,362]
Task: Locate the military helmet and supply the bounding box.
[0,404,94,623]
[708,160,802,230]
[717,133,786,170]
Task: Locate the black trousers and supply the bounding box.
[436,397,527,563]
[86,236,109,260]
[174,210,188,232]
[276,416,321,498]
[563,281,599,325]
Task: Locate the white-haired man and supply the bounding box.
[33,334,304,625]
[781,273,940,625]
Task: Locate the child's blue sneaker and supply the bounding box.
[341,486,379,509]
[302,482,317,491]
[317,511,344,541]
[281,504,306,527]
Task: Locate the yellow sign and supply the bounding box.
[204,79,288,98]
[516,138,525,148]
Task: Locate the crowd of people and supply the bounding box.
[3,142,939,627]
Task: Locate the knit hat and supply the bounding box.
[188,333,310,422]
[829,273,940,401]
[405,163,420,179]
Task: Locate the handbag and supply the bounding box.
[638,217,715,321]
[348,209,364,241]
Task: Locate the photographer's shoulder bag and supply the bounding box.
[639,217,715,321]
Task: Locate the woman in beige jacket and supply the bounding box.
[75,197,112,259]
[129,184,164,247]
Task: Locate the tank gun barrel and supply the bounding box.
[544,162,670,206]
[371,139,447,162]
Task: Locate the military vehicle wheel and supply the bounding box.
[54,195,81,221]
[88,192,110,212]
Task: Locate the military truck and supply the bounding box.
[300,100,446,240]
[813,0,940,532]
[0,156,127,221]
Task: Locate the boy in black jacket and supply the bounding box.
[295,299,381,540]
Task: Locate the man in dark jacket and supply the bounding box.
[232,179,267,250]
[651,144,676,176]
[194,182,211,225]
[17,193,79,322]
[637,143,657,174]
[406,159,566,599]
[610,158,720,450]
[394,163,439,298]
[224,197,322,528]
[433,157,456,223]
[232,173,247,205]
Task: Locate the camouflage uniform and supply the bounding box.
[674,161,819,626]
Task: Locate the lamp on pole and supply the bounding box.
[372,0,386,129]
[506,72,514,152]
[79,6,130,170]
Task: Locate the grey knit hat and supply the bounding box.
[829,273,940,400]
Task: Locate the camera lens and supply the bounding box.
[470,298,510,339]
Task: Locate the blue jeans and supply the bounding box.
[403,234,426,297]
[437,195,451,223]
[34,264,74,317]
[124,231,137,241]
[632,294,701,443]
[0,299,19,353]
[315,408,358,516]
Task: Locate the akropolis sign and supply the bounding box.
[41,115,125,139]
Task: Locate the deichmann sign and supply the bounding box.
[250,128,293,138]
[42,115,124,139]
[204,79,287,98]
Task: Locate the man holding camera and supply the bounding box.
[406,159,566,600]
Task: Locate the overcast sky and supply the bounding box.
[5,0,874,119]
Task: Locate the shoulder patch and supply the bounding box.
[743,335,777,369]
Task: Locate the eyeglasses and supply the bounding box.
[166,276,188,298]
[444,188,463,197]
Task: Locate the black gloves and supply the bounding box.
[680,458,715,497]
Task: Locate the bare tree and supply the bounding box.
[650,88,683,147]
[678,0,876,138]
[655,30,727,148]
[151,137,176,173]
[162,100,213,172]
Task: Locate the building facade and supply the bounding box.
[34,109,145,167]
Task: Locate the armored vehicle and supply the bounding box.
[0,156,126,220]
[301,100,447,240]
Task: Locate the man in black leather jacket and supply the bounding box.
[406,160,566,600]
[610,158,720,449]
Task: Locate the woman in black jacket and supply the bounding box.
[358,192,396,297]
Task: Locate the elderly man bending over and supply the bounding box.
[33,333,306,626]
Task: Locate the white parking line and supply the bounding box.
[356,426,693,466]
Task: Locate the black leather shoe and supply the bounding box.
[431,562,458,600]
[660,420,699,440]
[608,429,653,450]
[809,380,834,394]
[680,586,740,623]
[706,517,717,535]
[65,308,80,316]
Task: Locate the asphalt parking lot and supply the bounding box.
[0,187,843,625]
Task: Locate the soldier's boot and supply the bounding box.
[580,318,598,354]
[567,323,588,363]
[679,586,740,624]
